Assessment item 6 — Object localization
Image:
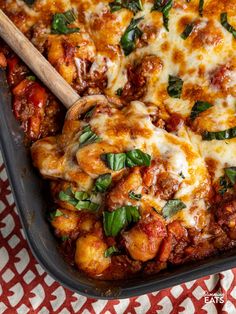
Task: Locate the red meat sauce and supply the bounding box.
[1,47,65,144]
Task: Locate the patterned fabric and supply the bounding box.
[0,151,236,314]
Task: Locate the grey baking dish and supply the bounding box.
[1,68,236,299]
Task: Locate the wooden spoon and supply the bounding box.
[0,9,107,114]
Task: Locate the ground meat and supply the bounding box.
[155,172,180,200]
[142,161,180,200]
[102,255,142,280]
[214,197,236,239]
[137,24,159,48]
[106,168,142,210]
[7,56,29,87]
[74,58,108,95]
[166,113,184,132]
[121,55,163,101]
[5,53,65,142]
[210,61,236,96]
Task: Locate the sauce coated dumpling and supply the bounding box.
[75,234,111,276]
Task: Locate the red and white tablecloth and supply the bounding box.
[1,151,236,314]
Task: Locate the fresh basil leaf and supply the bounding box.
[103,205,140,236]
[190,101,213,120]
[129,191,142,200]
[126,149,151,167]
[59,188,98,210]
[103,153,126,171]
[103,150,151,170]
[126,0,143,13]
[109,0,123,12]
[162,199,186,219]
[59,189,77,206]
[120,17,143,56]
[167,75,183,98]
[26,75,36,81]
[79,125,100,147]
[95,173,112,192]
[103,207,127,236]
[152,0,173,31]
[76,200,99,211]
[23,0,35,5]
[109,0,143,14]
[125,205,141,223]
[74,191,90,201]
[51,10,80,34]
[180,23,194,39]
[202,126,236,141]
[220,13,236,39]
[199,0,204,17]
[224,167,236,185]
[104,246,119,257]
[116,88,123,96]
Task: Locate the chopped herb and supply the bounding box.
[59,188,77,206]
[219,175,232,195]
[61,235,69,241]
[224,167,236,185]
[162,199,186,219]
[74,191,90,201]
[103,149,151,171]
[116,88,123,96]
[220,12,236,39]
[129,191,142,200]
[59,188,99,211]
[202,126,236,141]
[103,205,140,236]
[94,173,112,192]
[120,17,143,56]
[109,0,143,14]
[167,75,183,98]
[152,0,173,31]
[190,101,213,120]
[104,246,119,257]
[126,149,151,167]
[103,153,127,171]
[51,10,80,34]
[179,172,185,179]
[50,209,64,220]
[26,75,36,81]
[54,209,64,217]
[79,125,100,147]
[180,23,194,39]
[76,200,99,211]
[199,0,204,17]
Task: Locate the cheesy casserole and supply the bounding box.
[1,0,236,280]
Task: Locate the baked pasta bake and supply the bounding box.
[1,0,236,280]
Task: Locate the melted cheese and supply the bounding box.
[32,100,210,229]
[4,0,236,233]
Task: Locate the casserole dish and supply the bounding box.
[1,68,236,299]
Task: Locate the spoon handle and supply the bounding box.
[0,10,79,109]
